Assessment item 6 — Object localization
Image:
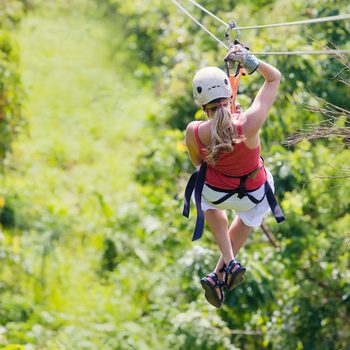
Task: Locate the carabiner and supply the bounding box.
[224,20,240,49]
[224,20,242,78]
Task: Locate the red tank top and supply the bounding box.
[194,120,266,190]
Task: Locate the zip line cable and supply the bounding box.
[186,0,227,26]
[248,49,350,55]
[186,0,350,30]
[235,14,350,30]
[171,0,229,49]
[172,0,350,55]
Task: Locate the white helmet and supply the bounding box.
[192,67,232,106]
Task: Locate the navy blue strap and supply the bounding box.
[246,192,265,204]
[211,189,239,205]
[212,188,264,206]
[192,162,207,241]
[207,272,220,285]
[237,175,249,199]
[182,162,208,241]
[182,170,198,218]
[224,259,241,273]
[265,181,285,223]
[211,181,264,206]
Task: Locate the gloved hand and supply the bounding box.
[224,44,259,75]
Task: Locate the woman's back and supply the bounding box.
[193,119,265,190]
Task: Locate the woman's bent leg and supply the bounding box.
[229,216,253,254]
[202,209,233,302]
[204,209,234,265]
[213,216,253,279]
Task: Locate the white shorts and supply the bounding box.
[193,168,275,227]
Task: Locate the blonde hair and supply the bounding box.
[205,102,243,165]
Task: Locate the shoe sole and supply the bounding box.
[226,267,246,291]
[200,279,222,308]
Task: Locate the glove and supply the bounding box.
[224,44,259,75]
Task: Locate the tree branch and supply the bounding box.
[260,222,278,248]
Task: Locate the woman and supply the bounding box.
[184,44,283,308]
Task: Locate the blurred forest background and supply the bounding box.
[0,0,349,349]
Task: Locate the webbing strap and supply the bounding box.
[182,164,285,241]
[210,174,264,205]
[229,70,243,113]
[246,192,265,205]
[265,181,285,223]
[211,179,284,223]
[182,170,197,218]
[182,162,208,241]
[211,189,239,205]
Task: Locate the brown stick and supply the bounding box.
[260,221,278,248]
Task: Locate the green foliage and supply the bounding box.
[101,1,350,349]
[0,203,15,228]
[0,0,349,349]
[0,2,24,163]
[135,128,191,189]
[100,238,118,272]
[0,1,25,26]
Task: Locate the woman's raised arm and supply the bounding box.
[243,61,281,138]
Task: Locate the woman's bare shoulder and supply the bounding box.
[186,120,209,136]
[185,121,201,146]
[186,120,211,147]
[186,120,199,133]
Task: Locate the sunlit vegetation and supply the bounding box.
[0,0,349,349]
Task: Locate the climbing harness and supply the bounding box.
[182,158,285,241]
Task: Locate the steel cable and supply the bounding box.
[172,0,350,55]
